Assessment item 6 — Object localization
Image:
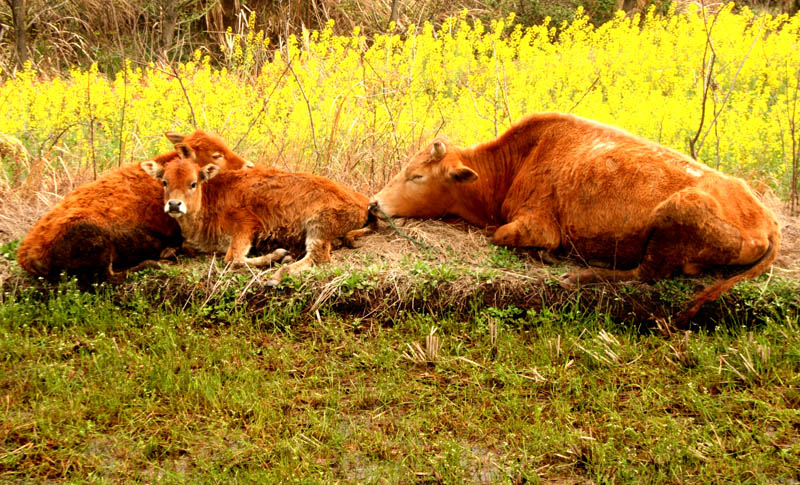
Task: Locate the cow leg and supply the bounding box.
[342,226,373,248]
[564,188,744,284]
[224,230,256,265]
[492,210,561,250]
[266,236,332,287]
[244,248,290,266]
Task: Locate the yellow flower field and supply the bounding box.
[0,4,799,195]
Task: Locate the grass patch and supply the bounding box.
[1,238,798,482]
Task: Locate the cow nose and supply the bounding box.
[368,201,379,213]
[167,200,182,212]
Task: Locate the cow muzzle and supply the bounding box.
[165,199,187,218]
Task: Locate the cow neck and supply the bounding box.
[458,126,542,226]
[175,178,223,245]
[196,177,227,243]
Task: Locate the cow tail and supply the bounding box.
[677,228,781,325]
[16,233,51,277]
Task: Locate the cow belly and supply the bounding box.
[563,229,649,269]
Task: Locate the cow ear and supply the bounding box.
[140,161,164,180]
[200,163,220,182]
[165,131,184,144]
[448,165,478,184]
[430,140,447,161]
[176,143,196,161]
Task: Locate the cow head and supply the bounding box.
[369,139,478,219]
[141,144,220,219]
[165,130,255,170]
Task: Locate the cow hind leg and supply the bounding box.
[266,236,332,287]
[564,189,746,314]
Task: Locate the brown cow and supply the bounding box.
[369,112,781,323]
[17,130,251,282]
[140,144,372,286]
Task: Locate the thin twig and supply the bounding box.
[287,60,320,170]
[86,68,97,180]
[233,56,295,152]
[689,0,720,159]
[696,15,766,154]
[117,58,128,167]
[568,74,601,113]
[166,59,198,128]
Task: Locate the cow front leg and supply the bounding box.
[224,230,257,265]
[492,211,561,251]
[244,248,291,267]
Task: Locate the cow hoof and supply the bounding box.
[558,272,578,288]
[280,255,294,265]
[159,247,179,260]
[273,248,289,259]
[265,278,280,288]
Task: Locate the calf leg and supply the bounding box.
[267,236,332,287]
[564,188,743,285]
[223,229,287,267]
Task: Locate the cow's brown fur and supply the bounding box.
[17,130,250,282]
[370,112,781,323]
[141,145,371,285]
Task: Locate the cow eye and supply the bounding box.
[190,181,197,189]
[211,152,223,160]
[161,180,167,187]
[409,174,424,182]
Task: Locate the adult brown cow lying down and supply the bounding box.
[17,130,253,283]
[369,112,781,323]
[140,143,372,286]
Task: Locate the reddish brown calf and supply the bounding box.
[17,130,250,282]
[370,112,781,323]
[141,144,371,285]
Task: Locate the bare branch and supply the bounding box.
[288,60,321,169]
[233,56,295,152]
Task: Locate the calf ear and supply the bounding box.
[448,165,478,184]
[200,163,220,182]
[165,131,185,144]
[176,143,197,161]
[430,140,447,161]
[140,161,164,179]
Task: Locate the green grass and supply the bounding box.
[1,269,799,483]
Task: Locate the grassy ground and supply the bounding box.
[1,218,799,483]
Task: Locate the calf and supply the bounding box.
[369,112,781,323]
[140,144,371,285]
[17,130,251,282]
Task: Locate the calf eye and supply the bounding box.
[409,174,424,182]
[162,180,167,187]
[190,181,197,189]
[211,152,223,160]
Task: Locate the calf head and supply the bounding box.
[141,144,220,219]
[165,130,254,170]
[370,139,478,219]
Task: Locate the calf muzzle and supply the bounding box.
[165,199,186,217]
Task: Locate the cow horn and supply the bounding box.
[431,140,447,161]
